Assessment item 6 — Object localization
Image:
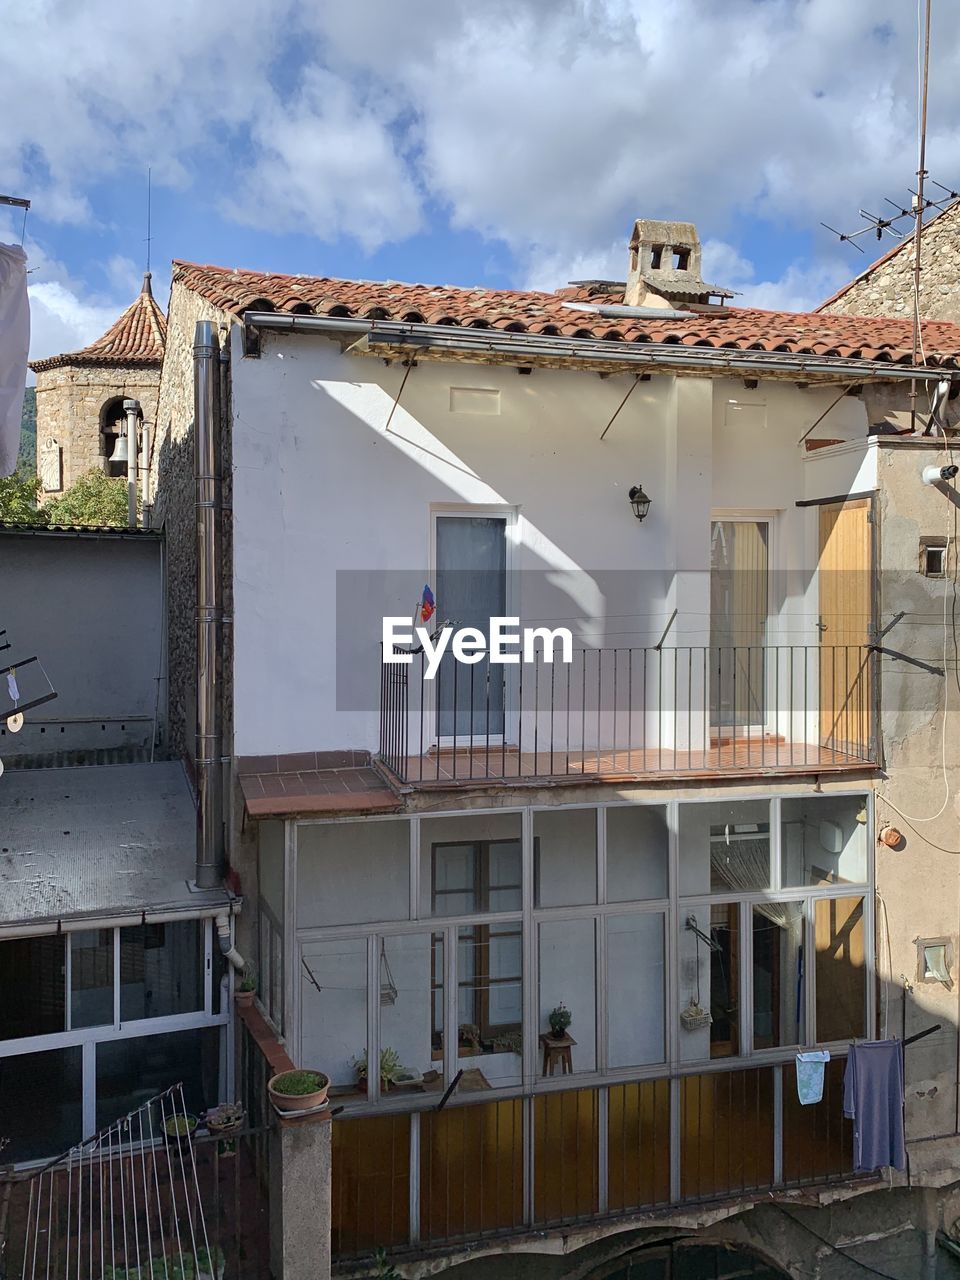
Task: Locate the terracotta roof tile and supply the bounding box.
[170,260,960,369]
[30,273,166,373]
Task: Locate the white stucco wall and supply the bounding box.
[229,332,871,756]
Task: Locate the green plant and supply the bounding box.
[45,469,137,527]
[269,1069,329,1097]
[548,1003,572,1037]
[0,469,45,524]
[163,1114,197,1137]
[374,1248,402,1280]
[238,968,257,992]
[353,1047,403,1086]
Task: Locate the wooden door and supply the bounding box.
[818,500,873,755]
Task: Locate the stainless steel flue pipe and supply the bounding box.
[194,321,222,889]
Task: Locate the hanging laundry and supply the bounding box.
[796,1049,830,1105]
[6,670,19,703]
[0,242,30,477]
[843,1040,906,1172]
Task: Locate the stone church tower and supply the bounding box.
[29,273,166,501]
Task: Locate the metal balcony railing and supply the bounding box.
[379,644,877,785]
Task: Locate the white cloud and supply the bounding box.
[227,69,422,251]
[6,0,960,315]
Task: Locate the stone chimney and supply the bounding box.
[625,219,733,310]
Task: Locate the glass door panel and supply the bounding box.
[436,515,507,738]
[710,519,769,729]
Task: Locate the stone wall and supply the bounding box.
[33,363,161,500]
[151,281,231,764]
[822,202,960,321]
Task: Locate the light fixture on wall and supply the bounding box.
[628,484,651,522]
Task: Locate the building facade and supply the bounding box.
[151,224,960,1277]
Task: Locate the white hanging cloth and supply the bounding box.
[0,242,29,477]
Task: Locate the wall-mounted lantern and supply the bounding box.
[628,484,652,522]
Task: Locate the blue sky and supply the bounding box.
[4,0,960,365]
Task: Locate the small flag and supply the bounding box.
[419,584,435,625]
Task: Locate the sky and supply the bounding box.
[4,0,960,367]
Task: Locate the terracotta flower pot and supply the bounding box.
[267,1070,330,1113]
[234,988,256,1008]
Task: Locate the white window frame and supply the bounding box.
[0,915,228,1158]
[428,505,519,749]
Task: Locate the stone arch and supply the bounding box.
[590,1238,792,1280]
[99,395,129,477]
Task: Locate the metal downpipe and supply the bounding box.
[194,321,222,890]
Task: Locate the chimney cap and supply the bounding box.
[625,217,734,307]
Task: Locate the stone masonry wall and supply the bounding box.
[151,281,230,764]
[822,201,960,321]
[34,363,160,500]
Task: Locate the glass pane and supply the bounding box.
[436,516,507,737]
[752,903,805,1050]
[301,937,367,1093]
[532,1088,599,1225]
[420,1099,524,1242]
[0,1047,82,1162]
[297,819,409,927]
[379,932,442,1090]
[782,1056,854,1184]
[96,1027,219,1131]
[421,813,522,916]
[607,1079,671,1212]
[0,936,65,1040]
[606,914,665,1067]
[606,805,668,902]
[119,921,204,1021]
[71,929,114,1029]
[679,799,771,896]
[680,904,740,1061]
[331,1114,410,1257]
[534,808,596,907]
[781,795,868,886]
[538,919,596,1075]
[456,924,522,1087]
[680,1068,774,1199]
[815,895,866,1042]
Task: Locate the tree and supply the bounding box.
[0,469,46,524]
[45,470,134,527]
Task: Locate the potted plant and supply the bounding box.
[195,1245,226,1280]
[267,1068,330,1113]
[548,1003,572,1039]
[234,964,257,1007]
[204,1102,245,1136]
[353,1047,403,1093]
[163,1113,198,1145]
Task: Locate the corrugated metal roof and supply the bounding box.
[0,762,230,929]
[0,522,163,538]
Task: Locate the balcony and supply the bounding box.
[379,644,877,787]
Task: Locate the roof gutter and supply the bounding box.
[242,312,955,383]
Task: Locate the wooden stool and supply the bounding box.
[540,1032,576,1076]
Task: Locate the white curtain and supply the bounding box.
[710,839,795,930]
[0,243,29,477]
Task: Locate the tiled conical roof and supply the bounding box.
[30,273,166,373]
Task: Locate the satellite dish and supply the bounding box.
[7,712,23,733]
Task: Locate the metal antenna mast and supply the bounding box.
[145,166,152,275]
[910,0,933,431]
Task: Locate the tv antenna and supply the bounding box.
[821,0,941,432]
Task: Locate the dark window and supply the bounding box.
[0,936,66,1040]
[650,245,664,269]
[119,920,204,1021]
